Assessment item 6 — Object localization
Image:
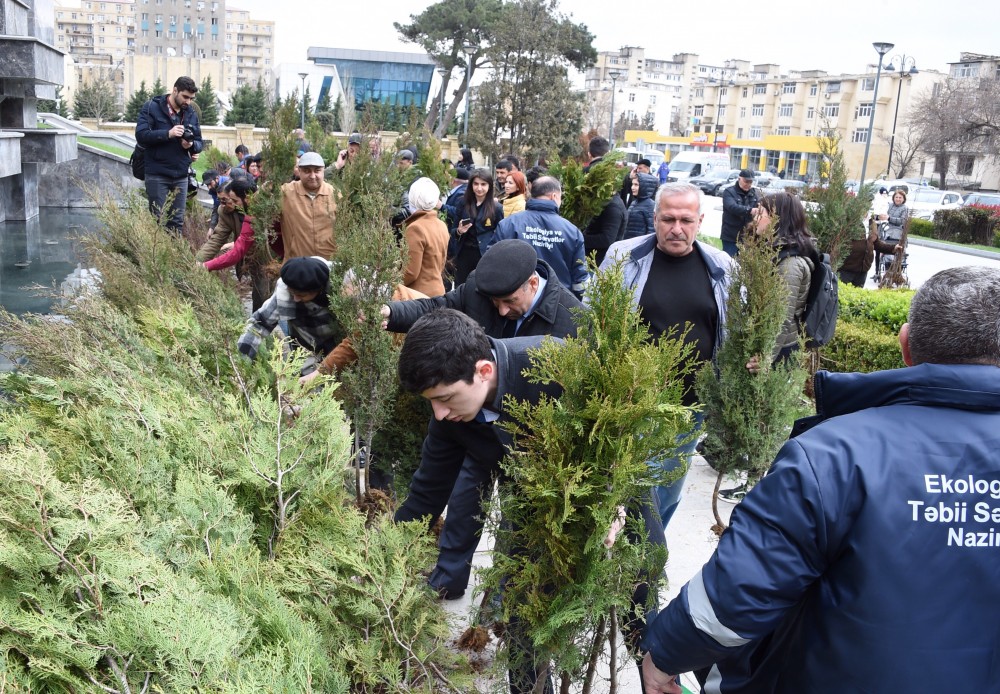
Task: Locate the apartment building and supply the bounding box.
[623,58,940,182]
[53,0,274,120]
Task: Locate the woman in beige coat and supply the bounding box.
[402,177,450,297]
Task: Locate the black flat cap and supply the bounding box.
[476,239,537,297]
[281,256,330,292]
[739,168,755,179]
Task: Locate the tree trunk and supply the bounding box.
[712,470,726,534]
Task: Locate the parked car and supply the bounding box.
[752,171,774,188]
[689,168,740,196]
[908,189,964,220]
[962,192,1000,208]
[767,179,807,195]
[664,151,732,182]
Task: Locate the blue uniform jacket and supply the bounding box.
[643,363,1000,692]
[488,198,588,297]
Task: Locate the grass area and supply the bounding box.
[909,233,999,254]
[78,136,132,159]
[698,234,723,250]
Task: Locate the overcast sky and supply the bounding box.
[232,0,997,80]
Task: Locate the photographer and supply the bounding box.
[135,76,203,234]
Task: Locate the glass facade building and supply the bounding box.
[307,47,435,113]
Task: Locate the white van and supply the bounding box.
[665,151,731,182]
[614,147,665,168]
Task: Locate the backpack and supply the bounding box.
[802,251,838,347]
[130,144,145,181]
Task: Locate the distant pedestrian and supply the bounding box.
[658,160,670,184]
[720,169,760,257]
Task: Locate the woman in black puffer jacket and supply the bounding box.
[623,172,659,239]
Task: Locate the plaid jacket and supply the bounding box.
[237,259,337,361]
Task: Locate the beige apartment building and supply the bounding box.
[622,57,942,183]
[53,0,274,122]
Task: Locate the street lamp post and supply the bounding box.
[884,54,918,179]
[462,40,476,144]
[859,41,894,188]
[608,69,622,146]
[297,72,308,130]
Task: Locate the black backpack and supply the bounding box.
[802,251,838,347]
[130,144,145,181]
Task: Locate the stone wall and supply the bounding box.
[37,144,142,208]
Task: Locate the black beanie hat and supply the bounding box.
[280,256,330,292]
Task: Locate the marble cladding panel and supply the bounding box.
[0,134,22,178]
[29,0,55,45]
[17,130,77,163]
[0,38,64,83]
[1,0,29,35]
[37,148,141,207]
[2,161,39,220]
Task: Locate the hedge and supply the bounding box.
[822,317,906,373]
[820,282,913,374]
[932,207,1000,246]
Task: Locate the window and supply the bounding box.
[767,151,781,170]
[807,106,815,119]
[957,155,975,176]
[694,106,704,117]
[805,129,812,136]
[719,87,728,97]
[751,105,764,117]
[737,128,744,138]
[851,128,869,143]
[951,63,979,78]
[739,107,746,118]
[742,87,748,97]
[855,102,873,119]
[778,104,793,117]
[628,92,635,102]
[782,82,796,94]
[826,81,841,93]
[649,95,656,105]
[718,105,726,118]
[861,77,875,90]
[753,83,767,95]
[823,104,840,118]
[776,126,791,135]
[154,29,161,36]
[749,126,762,139]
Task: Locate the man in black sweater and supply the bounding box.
[720,168,760,257]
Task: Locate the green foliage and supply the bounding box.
[822,318,905,373]
[196,75,221,126]
[0,195,463,692]
[837,281,914,333]
[466,0,595,161]
[695,230,809,487]
[908,217,934,237]
[225,80,270,127]
[37,85,70,117]
[482,259,690,682]
[332,94,344,132]
[932,207,1000,245]
[325,134,408,493]
[72,78,120,121]
[124,80,150,122]
[804,129,873,266]
[548,152,625,230]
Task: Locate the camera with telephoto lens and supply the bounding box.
[181,125,195,142]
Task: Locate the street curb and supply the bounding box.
[907,236,1000,261]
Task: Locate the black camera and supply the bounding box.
[182,125,195,142]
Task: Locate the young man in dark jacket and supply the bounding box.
[135,76,203,234]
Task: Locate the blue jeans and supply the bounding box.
[722,240,739,258]
[145,174,188,234]
[649,411,704,531]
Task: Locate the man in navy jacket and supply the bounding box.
[488,176,588,298]
[643,266,1000,693]
[135,76,203,234]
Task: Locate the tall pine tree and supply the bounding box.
[224,82,269,126]
[195,75,220,126]
[150,77,165,97]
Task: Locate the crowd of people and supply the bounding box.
[135,82,996,693]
